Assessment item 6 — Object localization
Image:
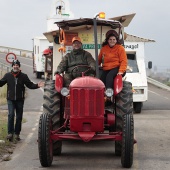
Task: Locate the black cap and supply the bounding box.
[12,60,20,67]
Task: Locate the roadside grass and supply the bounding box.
[0,111,27,161]
[166,82,170,87]
[0,85,7,105]
[0,111,16,161]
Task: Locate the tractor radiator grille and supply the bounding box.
[70,88,104,132]
[70,88,104,117]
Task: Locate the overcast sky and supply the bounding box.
[0,0,170,71]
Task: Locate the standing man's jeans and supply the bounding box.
[7,100,24,135]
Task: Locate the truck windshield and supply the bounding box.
[126,53,139,73]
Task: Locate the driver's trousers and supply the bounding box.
[63,73,73,87]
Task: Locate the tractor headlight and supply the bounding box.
[61,87,69,96]
[105,88,113,97]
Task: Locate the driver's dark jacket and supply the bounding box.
[0,71,39,100]
[56,49,96,74]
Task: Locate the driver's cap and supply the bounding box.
[72,36,82,43]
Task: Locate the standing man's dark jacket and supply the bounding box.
[0,71,39,100]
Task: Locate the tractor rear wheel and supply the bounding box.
[115,81,133,156]
[38,113,53,167]
[121,114,134,168]
[43,80,63,155]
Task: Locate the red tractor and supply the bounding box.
[38,13,135,168]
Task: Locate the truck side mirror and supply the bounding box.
[148,61,152,69]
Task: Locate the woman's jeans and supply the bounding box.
[100,67,126,89]
[100,67,119,89]
[7,100,24,135]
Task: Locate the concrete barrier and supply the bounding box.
[147,77,170,91]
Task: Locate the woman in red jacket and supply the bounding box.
[98,31,127,89]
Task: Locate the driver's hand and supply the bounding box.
[90,66,96,71]
[89,66,96,75]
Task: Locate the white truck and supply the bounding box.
[124,35,154,113]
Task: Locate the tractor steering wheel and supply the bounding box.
[71,65,94,78]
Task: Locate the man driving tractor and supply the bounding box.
[54,36,96,87]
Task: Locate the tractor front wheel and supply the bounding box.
[43,80,63,155]
[38,113,53,167]
[121,114,134,168]
[115,81,133,156]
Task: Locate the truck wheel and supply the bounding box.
[121,114,134,168]
[43,80,63,155]
[38,113,53,167]
[115,81,133,156]
[133,102,143,113]
[36,72,42,79]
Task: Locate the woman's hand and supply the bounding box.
[117,72,123,75]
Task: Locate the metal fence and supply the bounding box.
[0,62,10,103]
[0,61,10,78]
[0,46,32,58]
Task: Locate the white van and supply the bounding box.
[33,36,52,78]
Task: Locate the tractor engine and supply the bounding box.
[69,76,105,132]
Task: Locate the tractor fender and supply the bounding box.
[55,74,63,92]
[114,75,123,96]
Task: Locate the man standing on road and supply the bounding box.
[0,59,44,141]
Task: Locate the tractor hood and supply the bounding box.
[70,76,105,89]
